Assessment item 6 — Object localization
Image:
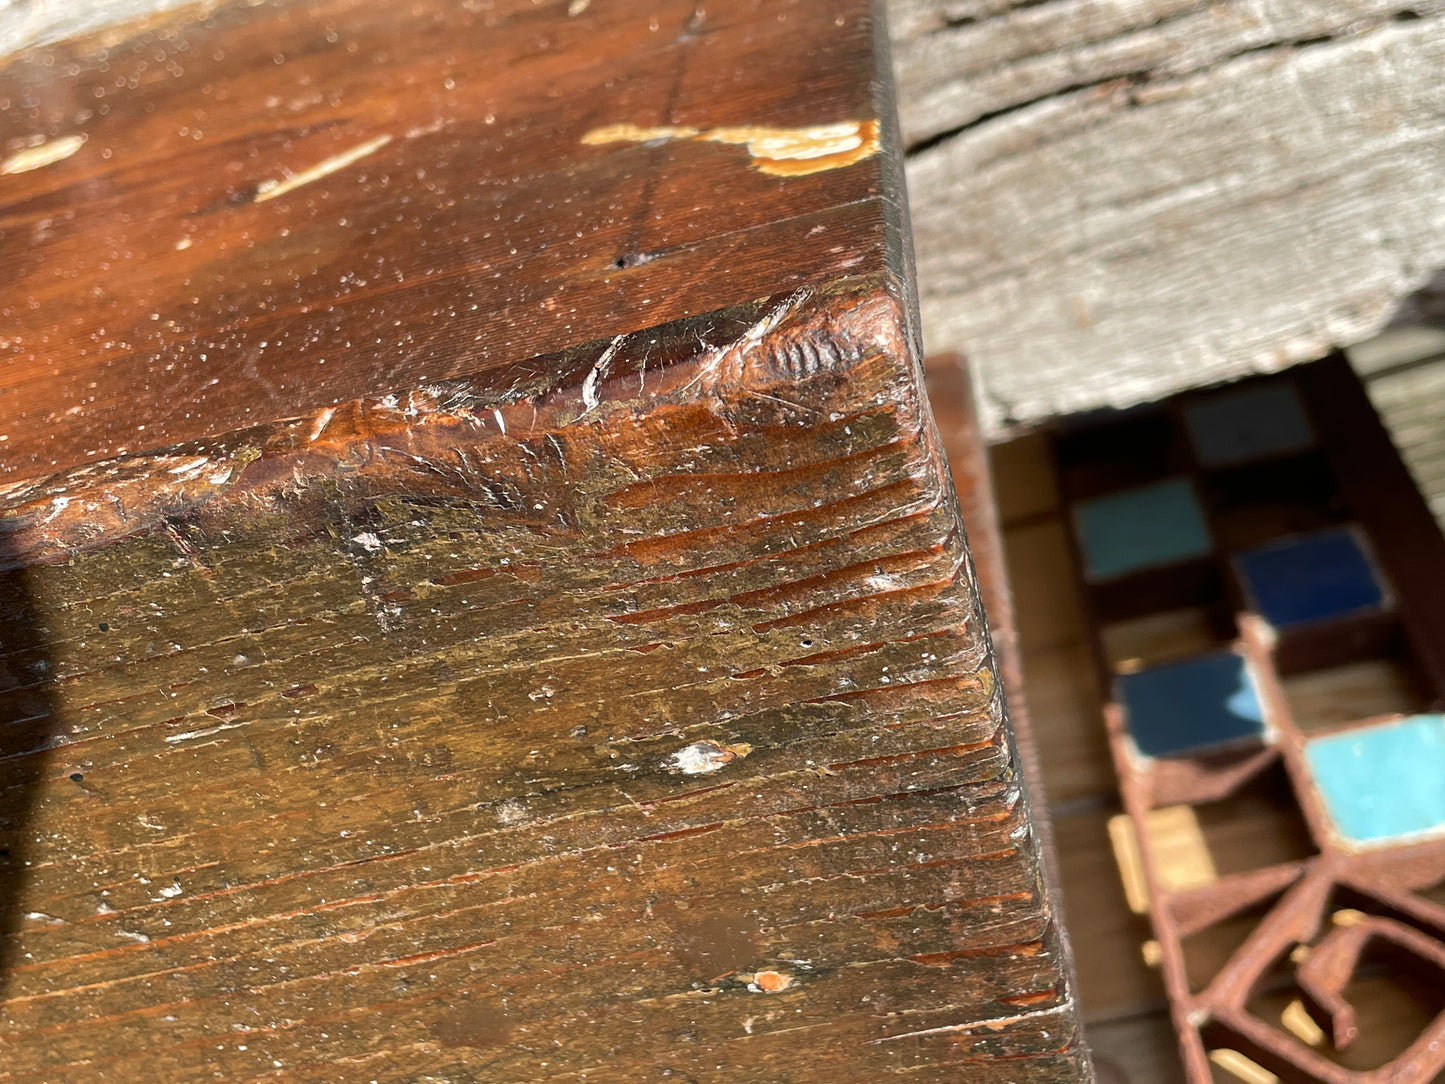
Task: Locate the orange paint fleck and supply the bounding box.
[752,970,792,992]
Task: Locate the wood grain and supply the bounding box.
[892,0,1445,435]
[0,0,898,482]
[0,1,1085,1078]
[0,276,1084,1081]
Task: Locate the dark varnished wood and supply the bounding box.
[0,1,1085,1079]
[0,0,898,481]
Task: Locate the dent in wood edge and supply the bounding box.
[0,276,911,565]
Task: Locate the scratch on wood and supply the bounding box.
[165,720,249,744]
[255,134,392,203]
[868,999,1077,1043]
[580,335,625,416]
[687,288,814,401]
[308,406,338,442]
[581,123,701,145]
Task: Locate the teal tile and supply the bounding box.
[1073,478,1212,581]
[1306,714,1445,846]
[1185,382,1313,466]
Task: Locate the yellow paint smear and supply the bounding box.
[1,134,86,176]
[1280,999,1325,1047]
[1106,813,1150,915]
[1140,939,1162,967]
[1141,804,1217,893]
[582,119,879,176]
[255,133,392,204]
[1332,907,1367,927]
[1208,1049,1278,1084]
[700,121,880,176]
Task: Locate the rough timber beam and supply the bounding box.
[0,2,1086,1080]
[892,0,1445,434]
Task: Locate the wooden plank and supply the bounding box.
[891,0,1445,435]
[1361,355,1445,533]
[0,2,1087,1079]
[0,0,898,482]
[0,281,1085,1082]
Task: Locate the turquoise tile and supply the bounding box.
[1306,714,1445,846]
[1074,477,1212,581]
[1185,382,1314,466]
[1117,650,1266,758]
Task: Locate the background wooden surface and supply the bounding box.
[892,0,1445,435]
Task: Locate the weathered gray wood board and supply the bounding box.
[1351,329,1445,532]
[892,0,1445,435]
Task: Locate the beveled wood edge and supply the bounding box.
[0,274,913,567]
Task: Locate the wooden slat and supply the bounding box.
[893,0,1445,436]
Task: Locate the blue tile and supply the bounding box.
[1235,527,1385,630]
[1117,651,1266,758]
[1306,715,1445,846]
[1074,478,1212,581]
[1185,383,1314,466]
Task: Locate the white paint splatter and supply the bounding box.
[663,740,753,776]
[255,133,392,203]
[1,134,85,176]
[496,799,528,825]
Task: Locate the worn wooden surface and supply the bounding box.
[14,0,1445,441]
[0,0,901,481]
[0,1,1086,1079]
[892,0,1445,435]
